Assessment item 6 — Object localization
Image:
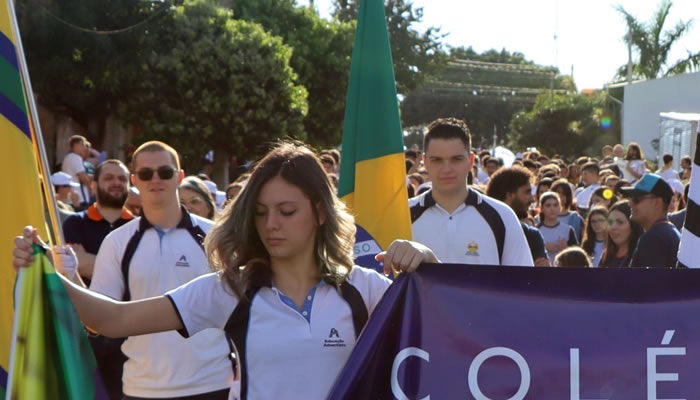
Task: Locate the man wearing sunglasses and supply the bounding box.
[57,141,233,399]
[620,173,681,268]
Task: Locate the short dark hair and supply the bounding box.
[485,166,532,201]
[405,150,418,159]
[95,159,128,183]
[424,117,471,152]
[662,153,673,165]
[551,178,573,209]
[581,162,600,174]
[485,158,500,167]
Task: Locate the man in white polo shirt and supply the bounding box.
[409,118,533,266]
[58,141,233,399]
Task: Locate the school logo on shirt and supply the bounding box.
[324,328,346,348]
[175,255,190,267]
[465,241,480,257]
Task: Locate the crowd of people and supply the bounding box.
[12,116,692,399]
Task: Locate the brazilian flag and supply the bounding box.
[337,0,412,271]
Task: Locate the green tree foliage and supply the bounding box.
[118,0,308,171]
[448,46,534,65]
[615,0,700,81]
[508,92,608,157]
[332,0,445,94]
[17,0,163,140]
[229,0,355,147]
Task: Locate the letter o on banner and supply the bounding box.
[467,347,531,400]
[391,347,430,400]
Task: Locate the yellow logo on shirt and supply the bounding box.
[466,241,479,257]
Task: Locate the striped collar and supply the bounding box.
[421,187,482,208]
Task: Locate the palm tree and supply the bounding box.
[615,0,700,81]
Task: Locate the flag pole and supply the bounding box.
[5,0,64,246]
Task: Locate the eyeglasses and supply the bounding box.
[630,194,657,204]
[134,166,176,181]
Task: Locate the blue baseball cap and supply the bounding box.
[619,173,673,204]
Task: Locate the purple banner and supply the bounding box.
[329,264,700,399]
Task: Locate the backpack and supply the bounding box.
[224,279,368,400]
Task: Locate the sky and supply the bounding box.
[300,0,700,90]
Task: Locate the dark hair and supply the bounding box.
[94,159,128,183]
[424,117,471,152]
[662,153,673,165]
[681,155,692,166]
[205,141,355,299]
[589,186,618,209]
[600,200,644,267]
[486,166,532,202]
[536,178,554,204]
[522,159,537,170]
[581,162,600,174]
[405,158,414,173]
[625,142,644,160]
[405,150,418,159]
[550,179,573,209]
[581,206,608,255]
[554,246,591,267]
[485,158,501,167]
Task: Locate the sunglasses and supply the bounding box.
[134,166,176,181]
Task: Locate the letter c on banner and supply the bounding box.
[391,347,430,400]
[467,347,531,400]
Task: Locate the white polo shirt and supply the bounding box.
[90,212,232,398]
[166,266,391,400]
[410,188,533,266]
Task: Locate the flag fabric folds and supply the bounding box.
[9,246,99,400]
[1,0,50,395]
[2,1,102,398]
[337,0,412,271]
[677,121,700,268]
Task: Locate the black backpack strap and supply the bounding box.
[224,287,261,400]
[339,280,368,338]
[468,189,506,264]
[121,217,151,301]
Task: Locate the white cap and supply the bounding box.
[51,172,79,187]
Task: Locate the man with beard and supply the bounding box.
[486,166,551,266]
[62,159,133,400]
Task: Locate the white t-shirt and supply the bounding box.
[410,189,534,266]
[90,214,233,398]
[62,152,89,202]
[655,167,680,183]
[575,183,600,210]
[166,266,391,400]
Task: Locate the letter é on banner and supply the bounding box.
[391,347,430,400]
[467,347,530,400]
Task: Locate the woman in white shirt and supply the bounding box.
[14,141,435,400]
[622,142,646,183]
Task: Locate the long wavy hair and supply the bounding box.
[581,206,608,255]
[204,141,356,299]
[600,200,644,267]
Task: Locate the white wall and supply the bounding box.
[623,71,700,163]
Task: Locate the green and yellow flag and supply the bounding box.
[1,0,50,395]
[9,246,99,400]
[2,1,101,398]
[337,0,411,270]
